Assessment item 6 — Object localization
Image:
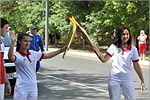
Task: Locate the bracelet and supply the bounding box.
[60,48,64,52]
[5,81,10,85]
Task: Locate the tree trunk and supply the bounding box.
[131,33,136,46]
[83,39,85,48]
[54,34,57,47]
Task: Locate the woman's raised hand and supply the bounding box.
[9,31,17,42]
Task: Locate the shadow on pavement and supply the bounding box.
[37,67,109,100]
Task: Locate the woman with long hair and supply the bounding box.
[93,27,145,100]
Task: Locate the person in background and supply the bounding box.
[1,27,11,46]
[28,25,44,72]
[8,32,67,100]
[0,18,11,100]
[137,30,147,60]
[93,27,145,100]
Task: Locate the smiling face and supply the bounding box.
[1,24,9,37]
[121,29,130,44]
[19,36,30,50]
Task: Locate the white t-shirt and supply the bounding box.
[106,44,139,82]
[14,50,44,92]
[138,35,146,44]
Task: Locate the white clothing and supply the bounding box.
[108,79,136,100]
[138,35,146,44]
[0,84,5,100]
[14,90,37,100]
[106,44,139,99]
[106,44,139,81]
[14,50,44,99]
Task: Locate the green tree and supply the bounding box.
[1,1,45,34]
[1,0,148,47]
[83,1,149,46]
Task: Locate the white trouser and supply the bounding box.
[108,79,136,100]
[14,90,37,100]
[0,84,5,100]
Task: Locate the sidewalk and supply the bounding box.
[138,60,149,66]
[47,48,149,66]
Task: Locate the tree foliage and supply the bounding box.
[1,0,149,46]
[82,1,149,45]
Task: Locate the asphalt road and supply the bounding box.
[5,53,149,100]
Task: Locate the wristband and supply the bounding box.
[5,81,10,85]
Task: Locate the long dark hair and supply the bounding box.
[1,18,9,28]
[112,26,132,46]
[16,33,30,51]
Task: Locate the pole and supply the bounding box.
[45,0,49,51]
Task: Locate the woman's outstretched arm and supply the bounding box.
[43,46,68,59]
[93,45,111,63]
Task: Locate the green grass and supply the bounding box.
[144,56,149,61]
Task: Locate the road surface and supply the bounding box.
[5,53,150,100]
